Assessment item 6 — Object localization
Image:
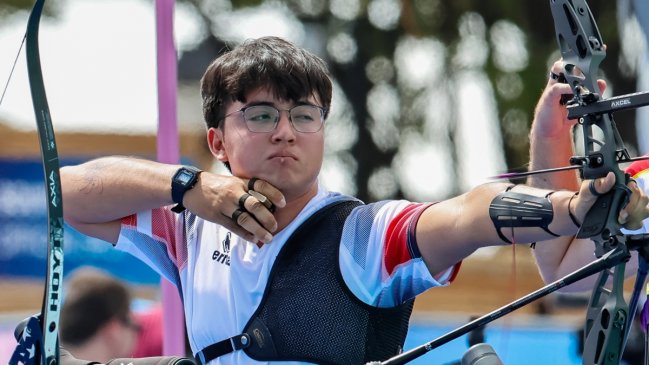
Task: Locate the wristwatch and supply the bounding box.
[171,166,202,213]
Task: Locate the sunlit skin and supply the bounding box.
[207,88,326,232]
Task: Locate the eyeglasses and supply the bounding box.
[222,104,326,133]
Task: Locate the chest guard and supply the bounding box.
[244,199,414,364]
[196,200,415,364]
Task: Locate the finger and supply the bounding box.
[231,208,246,222]
[597,79,607,95]
[624,179,640,207]
[617,185,634,225]
[618,210,629,225]
[620,180,648,228]
[219,215,256,242]
[241,192,278,232]
[247,177,259,192]
[248,190,274,210]
[232,210,273,243]
[549,59,564,77]
[239,193,252,210]
[585,172,615,197]
[248,178,286,208]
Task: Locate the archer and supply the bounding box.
[59,36,649,365]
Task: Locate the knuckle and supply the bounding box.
[237,212,252,226]
[250,200,265,211]
[255,179,268,191]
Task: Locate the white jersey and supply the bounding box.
[116,185,459,364]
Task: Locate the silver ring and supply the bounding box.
[249,190,275,212]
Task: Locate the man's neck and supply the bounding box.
[273,183,319,233]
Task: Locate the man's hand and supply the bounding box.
[182,174,285,244]
[532,60,608,140]
[571,172,649,230]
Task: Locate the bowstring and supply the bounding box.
[0,34,27,107]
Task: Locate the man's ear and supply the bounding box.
[207,127,228,163]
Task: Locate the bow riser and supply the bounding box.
[575,113,630,249]
[550,1,635,364]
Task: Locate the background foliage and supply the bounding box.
[1,0,640,202]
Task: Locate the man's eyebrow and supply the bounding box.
[245,101,275,107]
[244,100,313,108]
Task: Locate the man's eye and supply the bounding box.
[292,113,314,122]
[248,112,274,122]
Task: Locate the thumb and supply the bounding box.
[572,172,615,223]
[597,79,607,95]
[582,171,615,198]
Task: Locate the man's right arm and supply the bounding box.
[61,157,180,244]
[62,156,284,245]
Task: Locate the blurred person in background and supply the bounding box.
[60,267,162,362]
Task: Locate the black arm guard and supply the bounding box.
[489,188,559,244]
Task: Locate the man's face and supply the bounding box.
[209,88,325,199]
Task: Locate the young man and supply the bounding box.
[61,37,648,364]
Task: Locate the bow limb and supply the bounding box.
[26,0,65,364]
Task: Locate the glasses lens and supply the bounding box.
[290,105,324,133]
[243,105,279,132]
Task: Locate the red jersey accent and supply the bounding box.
[626,154,649,178]
[383,203,428,276]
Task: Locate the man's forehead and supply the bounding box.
[233,87,319,107]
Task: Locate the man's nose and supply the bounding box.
[271,110,296,140]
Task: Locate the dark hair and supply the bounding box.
[201,36,333,129]
[60,267,132,345]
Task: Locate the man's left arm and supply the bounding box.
[413,174,638,278]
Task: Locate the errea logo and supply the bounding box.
[212,232,231,266]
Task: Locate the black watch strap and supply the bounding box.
[171,166,202,213]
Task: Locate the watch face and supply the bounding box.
[176,171,193,184]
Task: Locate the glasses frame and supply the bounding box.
[220,103,327,133]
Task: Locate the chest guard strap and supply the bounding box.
[194,333,251,365]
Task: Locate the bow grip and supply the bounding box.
[576,173,631,254]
